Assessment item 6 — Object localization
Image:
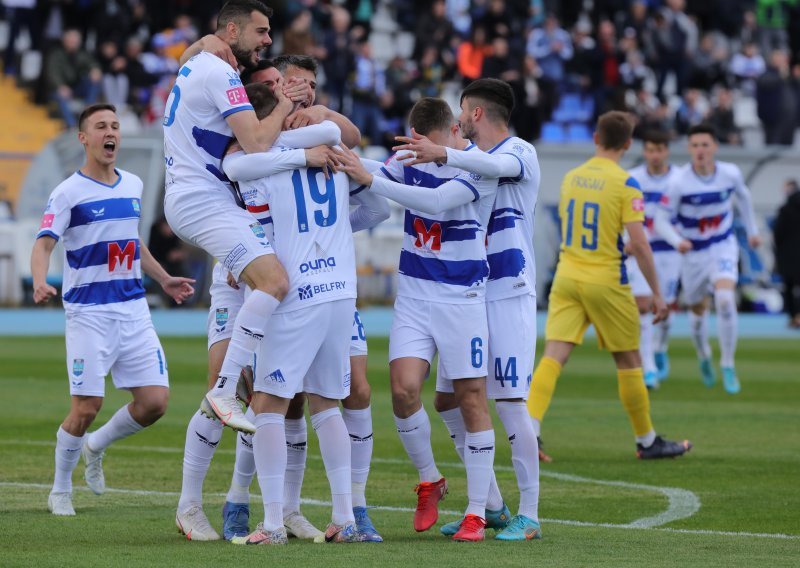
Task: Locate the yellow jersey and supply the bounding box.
[555,156,644,286]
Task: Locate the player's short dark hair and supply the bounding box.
[272,54,318,75]
[460,78,515,124]
[241,58,275,85]
[688,123,718,142]
[78,103,117,131]
[245,82,278,119]
[642,129,670,146]
[217,0,273,31]
[408,97,454,136]
[596,111,635,150]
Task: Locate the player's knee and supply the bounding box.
[346,379,371,407]
[433,391,457,413]
[390,383,418,415]
[72,401,101,430]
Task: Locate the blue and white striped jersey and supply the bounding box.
[376,155,497,304]
[657,161,758,250]
[36,169,149,319]
[627,163,681,252]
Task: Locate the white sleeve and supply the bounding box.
[277,120,341,149]
[205,65,254,119]
[349,189,391,232]
[445,147,523,180]
[360,157,384,172]
[222,149,306,182]
[369,172,494,215]
[375,153,407,183]
[654,180,684,248]
[36,189,70,241]
[732,169,759,237]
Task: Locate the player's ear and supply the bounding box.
[77,130,87,146]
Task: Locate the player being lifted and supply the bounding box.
[337,98,499,542]
[526,111,692,460]
[32,104,194,516]
[655,124,761,394]
[626,130,683,388]
[393,78,542,540]
[162,0,307,433]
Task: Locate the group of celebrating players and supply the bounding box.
[33,0,761,546]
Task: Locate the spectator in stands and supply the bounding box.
[475,0,514,44]
[140,34,179,86]
[675,88,707,135]
[351,39,386,146]
[649,4,693,98]
[593,19,623,115]
[756,49,798,145]
[730,42,767,96]
[412,0,456,77]
[97,40,129,110]
[283,9,316,57]
[2,0,38,77]
[774,179,800,328]
[618,1,649,40]
[46,29,102,129]
[416,46,446,98]
[739,10,760,47]
[123,38,159,115]
[755,0,794,56]
[526,13,573,120]
[688,32,729,92]
[619,49,649,91]
[456,25,491,85]
[707,87,742,145]
[319,6,355,114]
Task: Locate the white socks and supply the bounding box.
[689,310,712,360]
[342,406,373,508]
[394,407,441,483]
[87,404,143,453]
[254,412,286,531]
[653,312,672,354]
[714,288,738,368]
[639,312,656,375]
[464,429,495,518]
[311,408,353,525]
[636,429,657,448]
[227,407,256,505]
[216,290,279,393]
[178,410,223,512]
[52,427,83,494]
[438,407,504,511]
[283,417,307,516]
[496,401,540,521]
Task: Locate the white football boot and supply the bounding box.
[284,511,324,540]
[202,389,255,434]
[48,492,76,516]
[176,505,221,541]
[82,438,105,495]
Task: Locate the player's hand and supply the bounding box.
[333,145,373,186]
[226,271,240,290]
[677,239,693,254]
[198,34,237,69]
[270,78,295,116]
[283,76,313,107]
[285,105,326,130]
[305,145,341,179]
[161,276,196,305]
[651,294,669,324]
[33,282,58,304]
[748,234,762,248]
[393,128,448,166]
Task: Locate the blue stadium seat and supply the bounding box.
[566,123,593,143]
[541,122,566,143]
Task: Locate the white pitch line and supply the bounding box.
[1,481,796,541]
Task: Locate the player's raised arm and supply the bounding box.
[180,34,237,69]
[732,168,762,248]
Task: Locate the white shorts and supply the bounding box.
[66,314,169,397]
[437,295,536,399]
[207,264,246,349]
[390,296,488,380]
[253,299,355,400]
[350,309,368,357]
[164,190,274,280]
[625,251,683,304]
[680,236,738,306]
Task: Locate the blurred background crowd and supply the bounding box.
[2,0,800,147]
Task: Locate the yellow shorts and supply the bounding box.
[545,275,639,352]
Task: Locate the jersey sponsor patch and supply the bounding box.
[632,197,645,212]
[40,213,55,229]
[226,87,248,105]
[108,240,137,271]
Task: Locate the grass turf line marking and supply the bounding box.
[1,481,796,541]
[8,439,700,528]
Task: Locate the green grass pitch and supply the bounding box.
[1,335,799,567]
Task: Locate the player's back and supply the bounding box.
[163,52,254,195]
[243,167,356,314]
[556,156,644,286]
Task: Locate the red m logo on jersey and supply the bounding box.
[413,218,442,251]
[108,241,136,271]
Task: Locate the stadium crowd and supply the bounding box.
[2,0,800,146]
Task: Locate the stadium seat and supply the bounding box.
[541,122,566,143]
[567,123,593,143]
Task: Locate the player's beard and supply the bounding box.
[230,40,259,70]
[460,117,477,141]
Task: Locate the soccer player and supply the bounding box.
[31,104,195,516]
[655,124,761,394]
[626,130,683,387]
[393,78,543,540]
[163,0,304,433]
[226,84,364,545]
[337,98,499,542]
[526,111,692,460]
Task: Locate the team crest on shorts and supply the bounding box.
[215,307,229,327]
[72,358,85,377]
[132,199,140,214]
[250,222,266,238]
